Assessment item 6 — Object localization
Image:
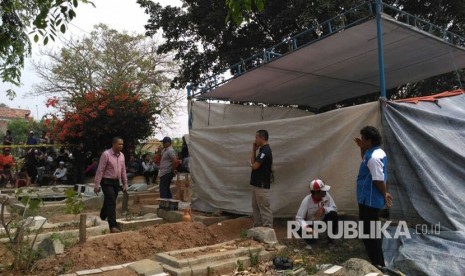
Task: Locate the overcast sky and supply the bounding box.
[0,0,186,138]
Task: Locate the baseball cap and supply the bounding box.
[4,147,10,152]
[59,161,65,165]
[162,137,172,143]
[309,179,330,192]
[29,130,34,134]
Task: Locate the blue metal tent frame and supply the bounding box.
[188,0,465,101]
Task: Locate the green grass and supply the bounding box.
[248,249,260,267]
[239,228,248,240]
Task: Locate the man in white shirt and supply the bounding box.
[52,161,68,184]
[295,179,339,248]
[141,153,158,185]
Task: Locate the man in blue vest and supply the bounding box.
[354,126,393,267]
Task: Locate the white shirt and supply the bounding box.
[295,193,337,229]
[53,167,67,180]
[142,161,155,172]
[367,148,386,181]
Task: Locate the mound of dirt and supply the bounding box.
[32,217,253,275]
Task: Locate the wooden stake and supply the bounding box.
[122,191,129,213]
[79,214,86,244]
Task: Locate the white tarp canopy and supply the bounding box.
[190,101,381,216]
[188,93,465,275]
[189,101,311,129]
[200,14,465,109]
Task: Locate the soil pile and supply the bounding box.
[33,217,253,274]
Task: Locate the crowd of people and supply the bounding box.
[0,144,87,187]
[0,130,190,189]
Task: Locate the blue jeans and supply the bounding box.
[159,172,174,199]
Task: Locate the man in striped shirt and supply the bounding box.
[94,137,128,233]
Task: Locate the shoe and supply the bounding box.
[273,257,293,270]
[110,227,121,233]
[100,213,107,221]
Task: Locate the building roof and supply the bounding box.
[0,107,31,120]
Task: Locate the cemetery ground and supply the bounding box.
[0,176,372,276]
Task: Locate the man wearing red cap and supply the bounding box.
[295,179,338,248]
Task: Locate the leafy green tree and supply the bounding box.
[225,0,265,25]
[33,24,183,138]
[6,119,31,145]
[138,0,465,106]
[33,24,182,118]
[171,137,183,154]
[0,0,93,99]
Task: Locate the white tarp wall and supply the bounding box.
[189,101,312,129]
[189,101,381,217]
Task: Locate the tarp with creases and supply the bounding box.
[382,92,465,275]
[189,101,311,129]
[189,101,381,217]
[188,92,465,275]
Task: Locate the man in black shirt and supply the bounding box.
[250,129,273,227]
[3,130,13,145]
[72,143,86,185]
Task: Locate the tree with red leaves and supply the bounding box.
[33,24,183,155]
[46,84,157,155]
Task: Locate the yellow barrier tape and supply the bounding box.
[0,144,67,149]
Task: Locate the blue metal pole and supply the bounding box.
[375,0,387,99]
[186,84,191,98]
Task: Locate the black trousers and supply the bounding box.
[323,211,339,240]
[143,169,158,185]
[100,179,120,228]
[359,203,385,267]
[298,211,339,244]
[159,172,174,199]
[73,163,85,184]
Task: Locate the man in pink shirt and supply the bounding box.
[94,137,128,233]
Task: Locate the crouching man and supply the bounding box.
[295,179,339,248]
